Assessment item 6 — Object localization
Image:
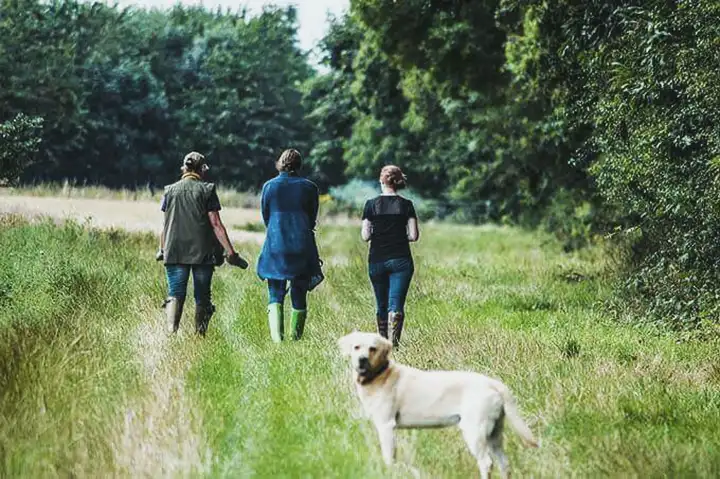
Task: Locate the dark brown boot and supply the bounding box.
[376,314,388,339]
[389,312,404,347]
[195,302,215,337]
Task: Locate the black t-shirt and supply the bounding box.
[362,195,417,263]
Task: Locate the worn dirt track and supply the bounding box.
[0,194,265,244]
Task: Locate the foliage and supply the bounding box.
[497,0,720,328]
[0,114,43,185]
[0,0,312,189]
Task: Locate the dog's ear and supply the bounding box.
[337,334,354,356]
[376,335,393,358]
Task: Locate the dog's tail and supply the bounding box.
[492,379,539,448]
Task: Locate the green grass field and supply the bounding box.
[1,214,719,478]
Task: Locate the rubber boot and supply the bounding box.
[290,309,307,340]
[389,312,404,348]
[376,314,388,339]
[195,302,215,337]
[163,297,184,334]
[268,303,284,343]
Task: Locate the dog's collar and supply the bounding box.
[358,360,390,385]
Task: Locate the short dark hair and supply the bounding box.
[276,149,302,172]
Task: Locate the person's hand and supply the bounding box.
[155,248,164,261]
[225,251,248,269]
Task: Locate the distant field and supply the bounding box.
[0,182,260,209]
[0,192,266,244]
[1,199,719,477]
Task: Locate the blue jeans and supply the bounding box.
[165,264,214,305]
[369,257,414,317]
[268,278,309,310]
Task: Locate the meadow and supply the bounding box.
[1,210,719,478]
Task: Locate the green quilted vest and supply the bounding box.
[162,177,221,265]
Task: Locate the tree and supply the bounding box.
[0,114,44,185]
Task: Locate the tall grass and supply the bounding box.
[0,216,163,477]
[1,216,719,477]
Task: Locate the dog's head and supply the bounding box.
[338,331,393,376]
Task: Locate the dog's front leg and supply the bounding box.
[376,419,396,466]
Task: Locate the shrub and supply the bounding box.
[0,113,44,185]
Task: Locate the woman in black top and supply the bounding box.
[361,165,420,347]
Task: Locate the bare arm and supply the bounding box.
[361,219,372,242]
[208,211,236,255]
[407,217,419,242]
[159,194,166,250]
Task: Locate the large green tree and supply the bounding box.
[0,0,314,189]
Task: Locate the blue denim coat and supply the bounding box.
[257,172,321,281]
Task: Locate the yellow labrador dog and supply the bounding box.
[338,331,538,478]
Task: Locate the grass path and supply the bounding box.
[114,299,211,477]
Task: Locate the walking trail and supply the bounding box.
[0,193,255,475]
[113,301,212,477]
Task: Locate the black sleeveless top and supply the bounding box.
[362,195,417,263]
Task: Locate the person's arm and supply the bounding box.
[261,183,270,227]
[157,194,167,260]
[361,200,373,242]
[407,217,419,242]
[208,211,235,255]
[308,184,319,230]
[206,185,235,256]
[361,219,372,242]
[406,201,419,242]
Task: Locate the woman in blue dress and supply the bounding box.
[257,149,322,342]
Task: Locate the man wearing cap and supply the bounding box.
[157,151,248,336]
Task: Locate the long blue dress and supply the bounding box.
[257,172,322,282]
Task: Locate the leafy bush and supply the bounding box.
[0,113,43,185]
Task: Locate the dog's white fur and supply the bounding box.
[338,331,538,478]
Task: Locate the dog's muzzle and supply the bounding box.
[356,356,370,374]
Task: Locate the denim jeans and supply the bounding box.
[165,264,214,305]
[369,257,414,317]
[268,278,309,310]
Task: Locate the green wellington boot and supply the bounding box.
[268,303,284,342]
[290,309,307,340]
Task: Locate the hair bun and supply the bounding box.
[380,165,407,190]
